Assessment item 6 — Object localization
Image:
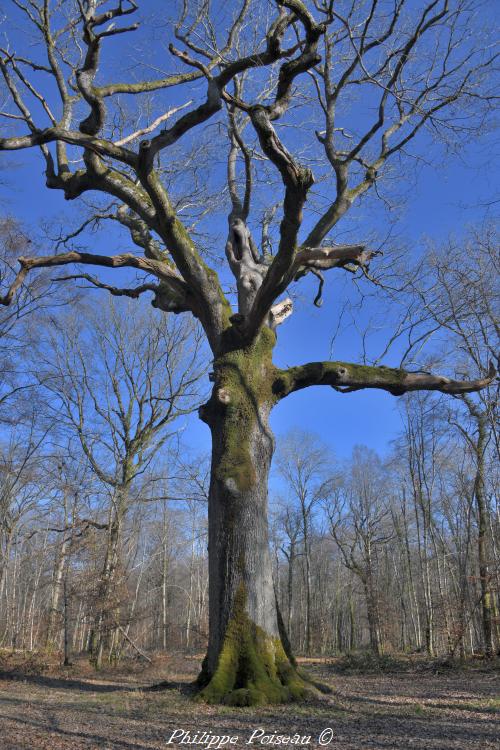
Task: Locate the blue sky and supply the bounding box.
[1,0,498,464]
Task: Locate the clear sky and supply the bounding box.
[1,0,498,464]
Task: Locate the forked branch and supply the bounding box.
[0,250,194,314]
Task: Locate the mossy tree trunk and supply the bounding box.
[196,331,307,706]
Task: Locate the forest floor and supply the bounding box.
[0,651,498,750]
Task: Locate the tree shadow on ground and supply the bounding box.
[144,678,198,695]
[0,712,153,750]
[0,670,130,692]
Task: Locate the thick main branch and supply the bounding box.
[273,360,496,399]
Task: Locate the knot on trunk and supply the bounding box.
[216,388,231,405]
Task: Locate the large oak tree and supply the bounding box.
[0,0,496,704]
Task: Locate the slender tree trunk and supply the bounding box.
[333,561,342,652]
[415,498,434,657]
[186,515,196,649]
[63,576,71,666]
[160,503,170,651]
[286,551,294,639]
[196,333,307,706]
[72,599,83,652]
[392,549,408,651]
[473,413,493,658]
[302,523,312,655]
[89,512,122,668]
[363,574,381,657]
[46,532,70,649]
[116,545,146,661]
[0,529,13,608]
[432,534,453,657]
[27,534,48,650]
[456,563,468,659]
[348,581,356,651]
[401,493,421,650]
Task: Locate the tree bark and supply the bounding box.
[160,501,170,651]
[286,547,295,642]
[363,573,382,657]
[301,505,312,656]
[473,412,494,658]
[196,331,307,706]
[89,509,123,669]
[63,576,71,666]
[46,530,70,649]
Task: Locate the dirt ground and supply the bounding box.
[0,652,498,750]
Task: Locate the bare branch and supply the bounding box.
[113,102,192,147]
[0,250,191,313]
[0,126,138,166]
[54,273,158,300]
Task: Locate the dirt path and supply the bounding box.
[0,656,498,750]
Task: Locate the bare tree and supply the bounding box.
[40,299,205,667]
[277,430,329,654]
[43,453,90,651]
[0,411,51,646]
[407,229,499,657]
[325,448,393,656]
[0,217,53,416]
[274,502,302,646]
[0,0,496,703]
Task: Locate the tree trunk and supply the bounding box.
[302,518,312,655]
[63,576,71,666]
[46,532,70,649]
[196,332,307,706]
[348,582,356,651]
[363,576,382,657]
[89,511,122,669]
[160,502,170,651]
[286,551,294,639]
[474,413,493,658]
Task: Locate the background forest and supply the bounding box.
[1,214,498,666]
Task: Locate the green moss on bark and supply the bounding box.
[273,361,408,398]
[197,585,308,706]
[216,443,256,493]
[212,328,278,494]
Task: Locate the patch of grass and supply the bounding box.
[412,702,426,715]
[328,651,500,675]
[477,698,500,714]
[446,698,500,714]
